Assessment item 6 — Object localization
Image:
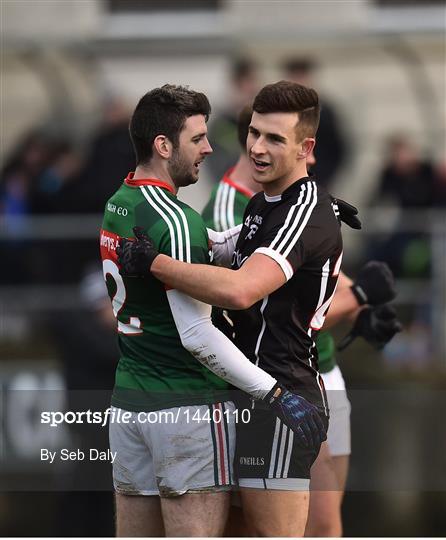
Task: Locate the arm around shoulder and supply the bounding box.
[151,251,287,310]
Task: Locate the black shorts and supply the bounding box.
[234,401,328,490]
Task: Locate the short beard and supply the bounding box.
[168,148,195,188]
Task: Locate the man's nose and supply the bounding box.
[202,137,213,155]
[251,136,266,155]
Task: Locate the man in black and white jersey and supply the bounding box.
[118,80,342,536]
[230,165,341,412]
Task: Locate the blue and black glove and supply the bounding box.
[264,384,327,448]
[117,226,159,277]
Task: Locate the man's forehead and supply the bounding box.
[250,111,298,135]
[182,114,208,134]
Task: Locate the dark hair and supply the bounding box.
[237,105,253,152]
[129,84,211,165]
[253,80,320,140]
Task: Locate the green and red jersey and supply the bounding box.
[202,168,254,231]
[202,170,336,374]
[100,173,230,412]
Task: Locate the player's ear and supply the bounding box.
[153,135,172,159]
[297,138,315,159]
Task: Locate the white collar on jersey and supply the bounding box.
[264,193,282,202]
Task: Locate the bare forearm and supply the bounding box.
[324,271,359,328]
[324,286,360,328]
[338,270,353,289]
[151,255,243,309]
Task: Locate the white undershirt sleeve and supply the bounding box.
[167,289,276,400]
[207,224,242,267]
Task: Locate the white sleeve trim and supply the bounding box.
[207,224,242,267]
[167,289,276,400]
[254,247,294,281]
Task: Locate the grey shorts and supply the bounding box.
[109,401,236,497]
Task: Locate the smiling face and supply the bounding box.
[168,114,212,188]
[247,111,314,194]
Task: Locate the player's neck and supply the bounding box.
[133,164,177,194]
[263,163,309,197]
[230,154,260,194]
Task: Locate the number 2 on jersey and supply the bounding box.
[102,259,142,335]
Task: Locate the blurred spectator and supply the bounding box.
[282,57,347,188]
[1,130,54,224]
[0,130,56,283]
[29,140,82,214]
[206,58,260,181]
[66,96,135,213]
[1,134,96,285]
[369,136,444,368]
[0,96,134,287]
[0,98,133,286]
[367,135,441,279]
[41,98,135,284]
[375,134,437,208]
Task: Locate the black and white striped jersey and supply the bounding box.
[229,176,343,413]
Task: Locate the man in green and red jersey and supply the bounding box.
[202,106,400,537]
[101,85,325,537]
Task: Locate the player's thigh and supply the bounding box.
[305,367,351,536]
[109,407,158,497]
[332,454,350,495]
[305,442,343,537]
[236,405,327,492]
[161,491,230,537]
[112,403,235,536]
[110,408,162,536]
[224,503,254,537]
[309,441,342,491]
[150,401,236,497]
[235,406,325,537]
[115,493,164,537]
[305,489,342,537]
[240,487,309,537]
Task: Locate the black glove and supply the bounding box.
[351,261,396,306]
[337,304,403,351]
[333,197,362,230]
[117,226,159,277]
[265,383,327,448]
